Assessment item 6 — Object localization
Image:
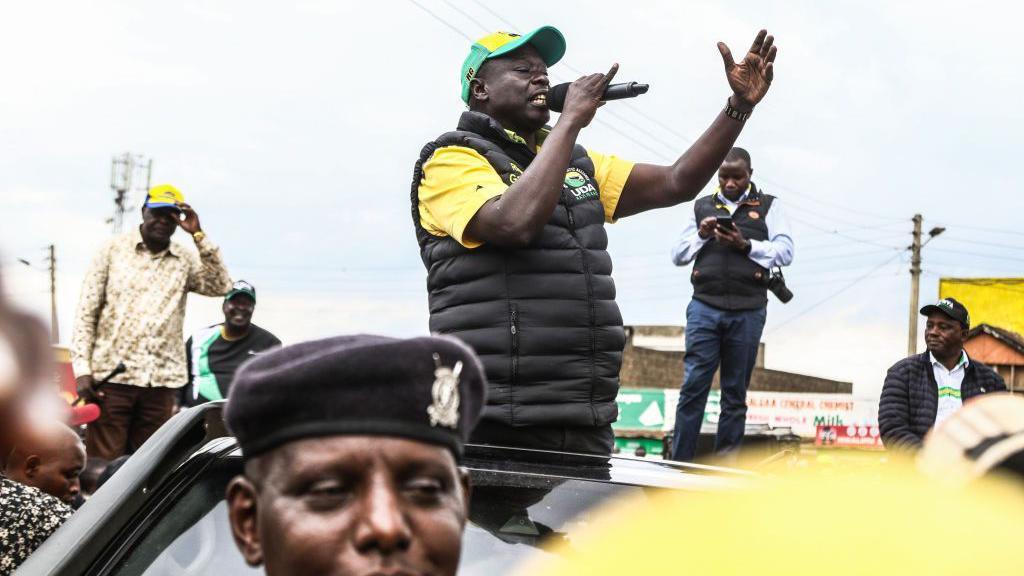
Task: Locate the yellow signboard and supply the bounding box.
[939,278,1024,336]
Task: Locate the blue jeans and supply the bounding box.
[670,299,767,462]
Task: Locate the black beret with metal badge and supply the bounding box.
[224,334,487,460]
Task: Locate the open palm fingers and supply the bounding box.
[747,29,767,55]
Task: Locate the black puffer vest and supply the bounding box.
[692,183,775,311]
[410,112,624,428]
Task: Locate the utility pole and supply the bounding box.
[907,214,923,356]
[907,216,946,356]
[46,244,58,343]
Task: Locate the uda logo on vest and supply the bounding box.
[564,168,598,202]
[507,162,523,183]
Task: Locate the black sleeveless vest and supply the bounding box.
[691,183,775,311]
[410,112,624,428]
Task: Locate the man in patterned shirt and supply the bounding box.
[0,276,72,574]
[71,185,233,460]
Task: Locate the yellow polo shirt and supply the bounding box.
[418,139,634,249]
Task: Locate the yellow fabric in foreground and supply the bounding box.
[418,146,634,248]
[519,461,1024,576]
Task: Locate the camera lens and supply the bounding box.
[770,281,794,303]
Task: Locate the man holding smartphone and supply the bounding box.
[669,148,794,462]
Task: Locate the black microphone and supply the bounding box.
[547,81,649,112]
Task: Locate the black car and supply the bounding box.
[18,402,750,576]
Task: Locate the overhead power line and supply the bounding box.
[948,224,1024,239]
[787,214,905,249]
[929,247,1024,264]
[469,0,518,31]
[406,0,473,41]
[937,236,1024,252]
[764,250,907,337]
[798,232,910,251]
[438,0,491,33]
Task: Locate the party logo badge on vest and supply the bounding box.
[507,162,523,183]
[748,210,761,220]
[564,168,598,201]
[428,353,461,429]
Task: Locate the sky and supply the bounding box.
[2,0,1022,401]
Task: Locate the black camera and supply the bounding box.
[767,266,793,303]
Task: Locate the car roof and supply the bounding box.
[205,440,750,490]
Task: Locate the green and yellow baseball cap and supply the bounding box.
[145,184,185,210]
[461,26,566,104]
[225,280,256,303]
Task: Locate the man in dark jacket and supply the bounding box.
[668,148,794,462]
[879,298,1006,450]
[412,26,778,454]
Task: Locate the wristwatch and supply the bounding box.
[192,231,206,243]
[724,97,752,122]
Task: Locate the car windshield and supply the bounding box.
[110,455,651,576]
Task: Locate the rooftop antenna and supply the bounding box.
[108,153,153,233]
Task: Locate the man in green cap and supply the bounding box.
[181,280,281,407]
[411,26,777,455]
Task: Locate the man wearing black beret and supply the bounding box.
[224,334,486,576]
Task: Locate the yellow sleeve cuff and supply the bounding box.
[588,149,635,223]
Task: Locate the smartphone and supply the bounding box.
[715,215,734,230]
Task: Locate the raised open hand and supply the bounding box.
[717,29,777,109]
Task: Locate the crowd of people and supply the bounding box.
[2,22,1022,576]
[0,183,285,571]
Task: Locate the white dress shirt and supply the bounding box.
[931,351,968,426]
[671,186,795,269]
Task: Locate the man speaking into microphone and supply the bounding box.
[411,26,777,455]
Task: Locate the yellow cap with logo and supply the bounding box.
[461,26,566,104]
[145,184,185,210]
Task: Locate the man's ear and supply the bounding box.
[24,454,42,479]
[226,475,264,567]
[457,467,472,520]
[470,77,488,105]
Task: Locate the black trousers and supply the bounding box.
[470,419,614,455]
